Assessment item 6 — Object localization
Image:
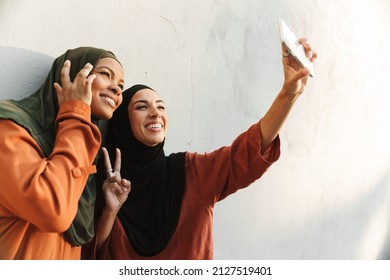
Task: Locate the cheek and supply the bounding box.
[163,115,169,130]
[117,95,123,106]
[130,122,144,143]
[129,111,143,125]
[129,115,141,132]
[90,82,102,100]
[90,93,102,112]
[91,91,100,103]
[91,77,105,92]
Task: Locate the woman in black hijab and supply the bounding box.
[96,84,185,257]
[89,40,317,259]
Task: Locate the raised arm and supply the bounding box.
[259,38,317,154]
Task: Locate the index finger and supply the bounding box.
[298,37,309,46]
[75,63,94,82]
[101,147,113,173]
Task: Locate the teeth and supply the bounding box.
[147,124,162,129]
[102,96,115,107]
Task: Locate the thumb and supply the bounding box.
[54,82,62,94]
[54,82,63,104]
[293,68,310,83]
[121,179,131,190]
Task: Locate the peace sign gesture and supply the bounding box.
[101,147,131,214]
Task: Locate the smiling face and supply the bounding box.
[90,57,124,120]
[128,88,168,147]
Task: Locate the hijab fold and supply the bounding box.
[104,84,186,256]
[0,47,119,246]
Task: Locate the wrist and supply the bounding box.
[102,206,120,217]
[278,88,300,103]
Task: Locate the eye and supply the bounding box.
[118,84,124,90]
[158,105,165,111]
[99,71,111,79]
[135,105,147,110]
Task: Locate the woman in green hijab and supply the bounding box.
[0,46,125,259]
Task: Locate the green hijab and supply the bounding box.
[0,46,119,246]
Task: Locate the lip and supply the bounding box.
[145,122,164,131]
[100,94,117,109]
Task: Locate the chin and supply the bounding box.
[144,138,165,147]
[92,111,113,120]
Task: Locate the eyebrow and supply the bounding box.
[95,65,124,84]
[133,99,165,105]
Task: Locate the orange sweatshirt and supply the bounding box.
[0,101,101,259]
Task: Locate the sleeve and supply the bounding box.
[185,120,280,205]
[81,215,110,260]
[0,100,101,233]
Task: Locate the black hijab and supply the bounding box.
[0,47,120,246]
[104,84,186,256]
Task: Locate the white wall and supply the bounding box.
[1,0,390,259]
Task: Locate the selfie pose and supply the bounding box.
[84,40,317,260]
[0,47,124,259]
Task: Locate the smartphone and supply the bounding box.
[278,19,314,77]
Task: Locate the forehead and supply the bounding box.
[95,58,124,76]
[132,89,162,102]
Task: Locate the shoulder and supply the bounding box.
[0,118,26,133]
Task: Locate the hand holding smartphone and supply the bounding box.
[278,19,314,77]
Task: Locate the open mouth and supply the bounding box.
[101,95,116,108]
[145,123,163,130]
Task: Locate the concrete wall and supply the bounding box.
[1,0,390,259]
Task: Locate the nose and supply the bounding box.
[149,106,161,118]
[108,83,122,96]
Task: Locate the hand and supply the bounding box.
[281,38,318,97]
[54,60,97,106]
[101,147,131,214]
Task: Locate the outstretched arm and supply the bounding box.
[259,38,317,154]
